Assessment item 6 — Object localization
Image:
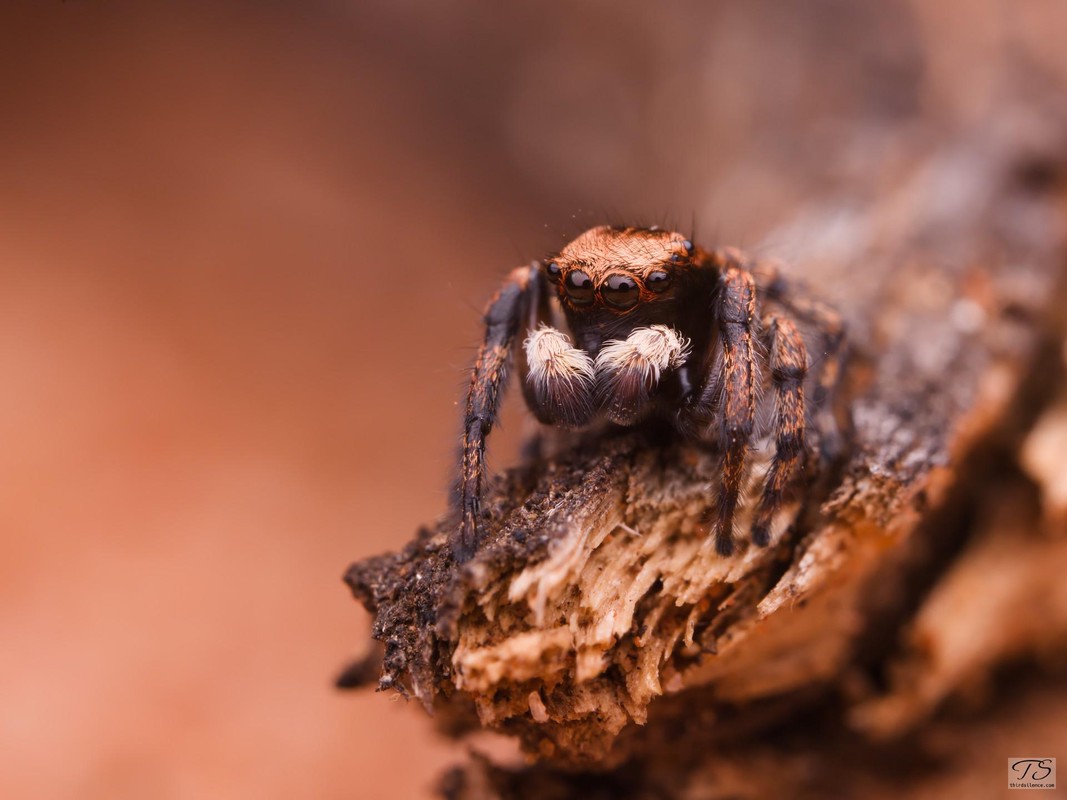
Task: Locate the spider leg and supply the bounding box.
[750,315,807,546]
[753,261,847,460]
[453,265,532,562]
[703,265,760,557]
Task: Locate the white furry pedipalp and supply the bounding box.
[523,325,597,426]
[594,325,691,383]
[523,325,596,391]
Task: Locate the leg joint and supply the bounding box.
[722,419,755,448]
[772,364,806,383]
[775,430,804,457]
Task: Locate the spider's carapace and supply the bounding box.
[453,225,845,562]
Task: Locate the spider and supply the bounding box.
[452,225,846,562]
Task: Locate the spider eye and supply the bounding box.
[564,270,594,305]
[682,239,694,254]
[545,261,562,279]
[647,270,672,293]
[602,273,640,309]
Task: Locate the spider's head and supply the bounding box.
[543,226,693,315]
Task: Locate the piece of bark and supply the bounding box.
[850,472,1067,739]
[343,109,1067,795]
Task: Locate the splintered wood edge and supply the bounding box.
[441,340,1033,764]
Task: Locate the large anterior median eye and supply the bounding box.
[564,270,595,305]
[602,273,640,309]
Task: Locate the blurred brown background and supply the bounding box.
[1,2,1065,798]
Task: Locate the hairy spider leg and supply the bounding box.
[454,266,532,562]
[750,315,808,546]
[703,263,760,557]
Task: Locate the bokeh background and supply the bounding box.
[2,2,1065,797]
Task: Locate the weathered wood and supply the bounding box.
[343,111,1067,797]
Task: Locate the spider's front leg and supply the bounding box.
[453,265,535,562]
[687,262,760,556]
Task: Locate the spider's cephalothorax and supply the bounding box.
[453,225,846,562]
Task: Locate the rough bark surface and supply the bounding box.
[343,109,1067,798]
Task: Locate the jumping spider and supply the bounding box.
[453,225,845,562]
